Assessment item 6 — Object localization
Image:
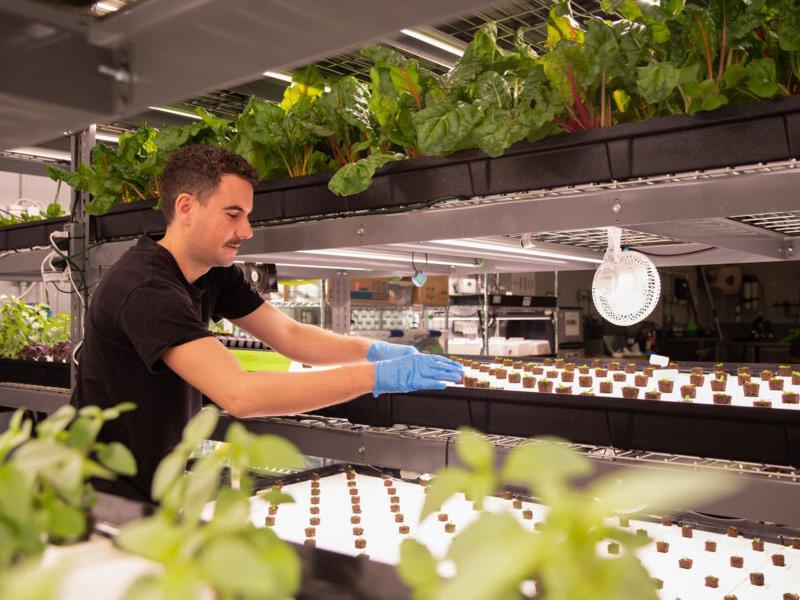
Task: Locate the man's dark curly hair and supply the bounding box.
[159,145,258,223]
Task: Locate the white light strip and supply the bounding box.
[96,133,120,143]
[430,239,603,265]
[299,249,477,268]
[263,71,294,83]
[95,1,119,12]
[275,262,370,271]
[388,242,567,265]
[7,147,71,162]
[400,29,464,57]
[147,106,203,120]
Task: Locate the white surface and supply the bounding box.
[454,361,800,411]
[222,473,799,599]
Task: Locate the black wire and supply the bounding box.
[630,246,717,257]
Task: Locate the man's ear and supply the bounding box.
[173,193,195,224]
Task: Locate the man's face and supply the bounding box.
[188,174,254,268]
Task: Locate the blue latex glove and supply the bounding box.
[367,340,419,362]
[373,354,464,397]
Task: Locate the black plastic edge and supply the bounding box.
[0,358,70,388]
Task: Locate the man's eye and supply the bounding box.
[226,213,239,219]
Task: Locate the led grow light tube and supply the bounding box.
[400,29,465,57]
[430,239,603,265]
[299,249,478,268]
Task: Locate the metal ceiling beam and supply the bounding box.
[84,0,502,135]
[240,166,800,257]
[633,218,797,261]
[2,0,501,147]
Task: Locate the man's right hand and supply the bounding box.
[373,354,464,397]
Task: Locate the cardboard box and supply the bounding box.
[411,275,450,306]
[349,278,390,304]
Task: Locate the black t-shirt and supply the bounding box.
[71,235,264,501]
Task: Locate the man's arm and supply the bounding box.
[162,336,375,419]
[231,303,372,365]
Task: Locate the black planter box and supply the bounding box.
[0,218,68,252]
[89,96,800,242]
[0,358,70,388]
[324,358,800,467]
[91,200,165,241]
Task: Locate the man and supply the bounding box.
[72,144,463,501]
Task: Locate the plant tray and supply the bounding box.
[91,96,800,242]
[0,218,68,252]
[0,358,70,388]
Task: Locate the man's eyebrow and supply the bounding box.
[223,205,246,213]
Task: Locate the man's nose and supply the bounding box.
[238,219,253,240]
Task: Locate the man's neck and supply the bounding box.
[156,234,208,284]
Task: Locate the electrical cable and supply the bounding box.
[630,245,717,257]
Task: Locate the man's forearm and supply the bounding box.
[275,321,373,365]
[228,363,375,418]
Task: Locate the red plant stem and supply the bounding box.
[716,0,727,91]
[400,69,423,110]
[566,68,590,128]
[695,17,715,82]
[600,73,607,128]
[329,138,348,168]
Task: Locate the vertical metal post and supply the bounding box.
[331,272,350,335]
[318,279,326,330]
[444,305,450,354]
[69,125,96,389]
[481,272,489,356]
[553,270,560,356]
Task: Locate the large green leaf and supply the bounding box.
[601,0,643,20]
[413,102,481,155]
[328,152,403,196]
[437,513,538,600]
[590,468,738,515]
[199,537,282,597]
[115,515,185,562]
[501,440,592,498]
[636,62,681,103]
[181,407,218,447]
[397,539,441,600]
[97,442,137,477]
[181,453,224,526]
[454,428,494,472]
[151,449,188,501]
[745,57,779,97]
[43,496,86,541]
[420,468,472,520]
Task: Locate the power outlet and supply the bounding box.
[42,271,69,284]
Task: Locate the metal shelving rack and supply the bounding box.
[0,0,799,529]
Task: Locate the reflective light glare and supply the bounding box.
[274,263,370,271]
[401,29,465,57]
[299,249,476,268]
[263,71,294,83]
[7,147,71,162]
[95,1,119,12]
[147,106,203,120]
[96,133,120,143]
[431,239,602,264]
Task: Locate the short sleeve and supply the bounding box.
[211,265,265,320]
[118,283,213,373]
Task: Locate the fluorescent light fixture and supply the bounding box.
[7,147,71,162]
[147,106,203,120]
[263,71,294,83]
[389,242,567,265]
[263,71,330,92]
[96,132,120,143]
[275,262,370,271]
[430,239,603,265]
[95,1,119,12]
[299,248,477,268]
[401,29,464,57]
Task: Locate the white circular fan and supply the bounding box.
[592,227,660,326]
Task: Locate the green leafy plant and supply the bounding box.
[398,429,737,600]
[0,403,137,569]
[0,203,64,227]
[115,406,305,599]
[0,297,71,362]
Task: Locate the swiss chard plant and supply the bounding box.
[0,403,137,569]
[397,429,737,600]
[115,406,305,599]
